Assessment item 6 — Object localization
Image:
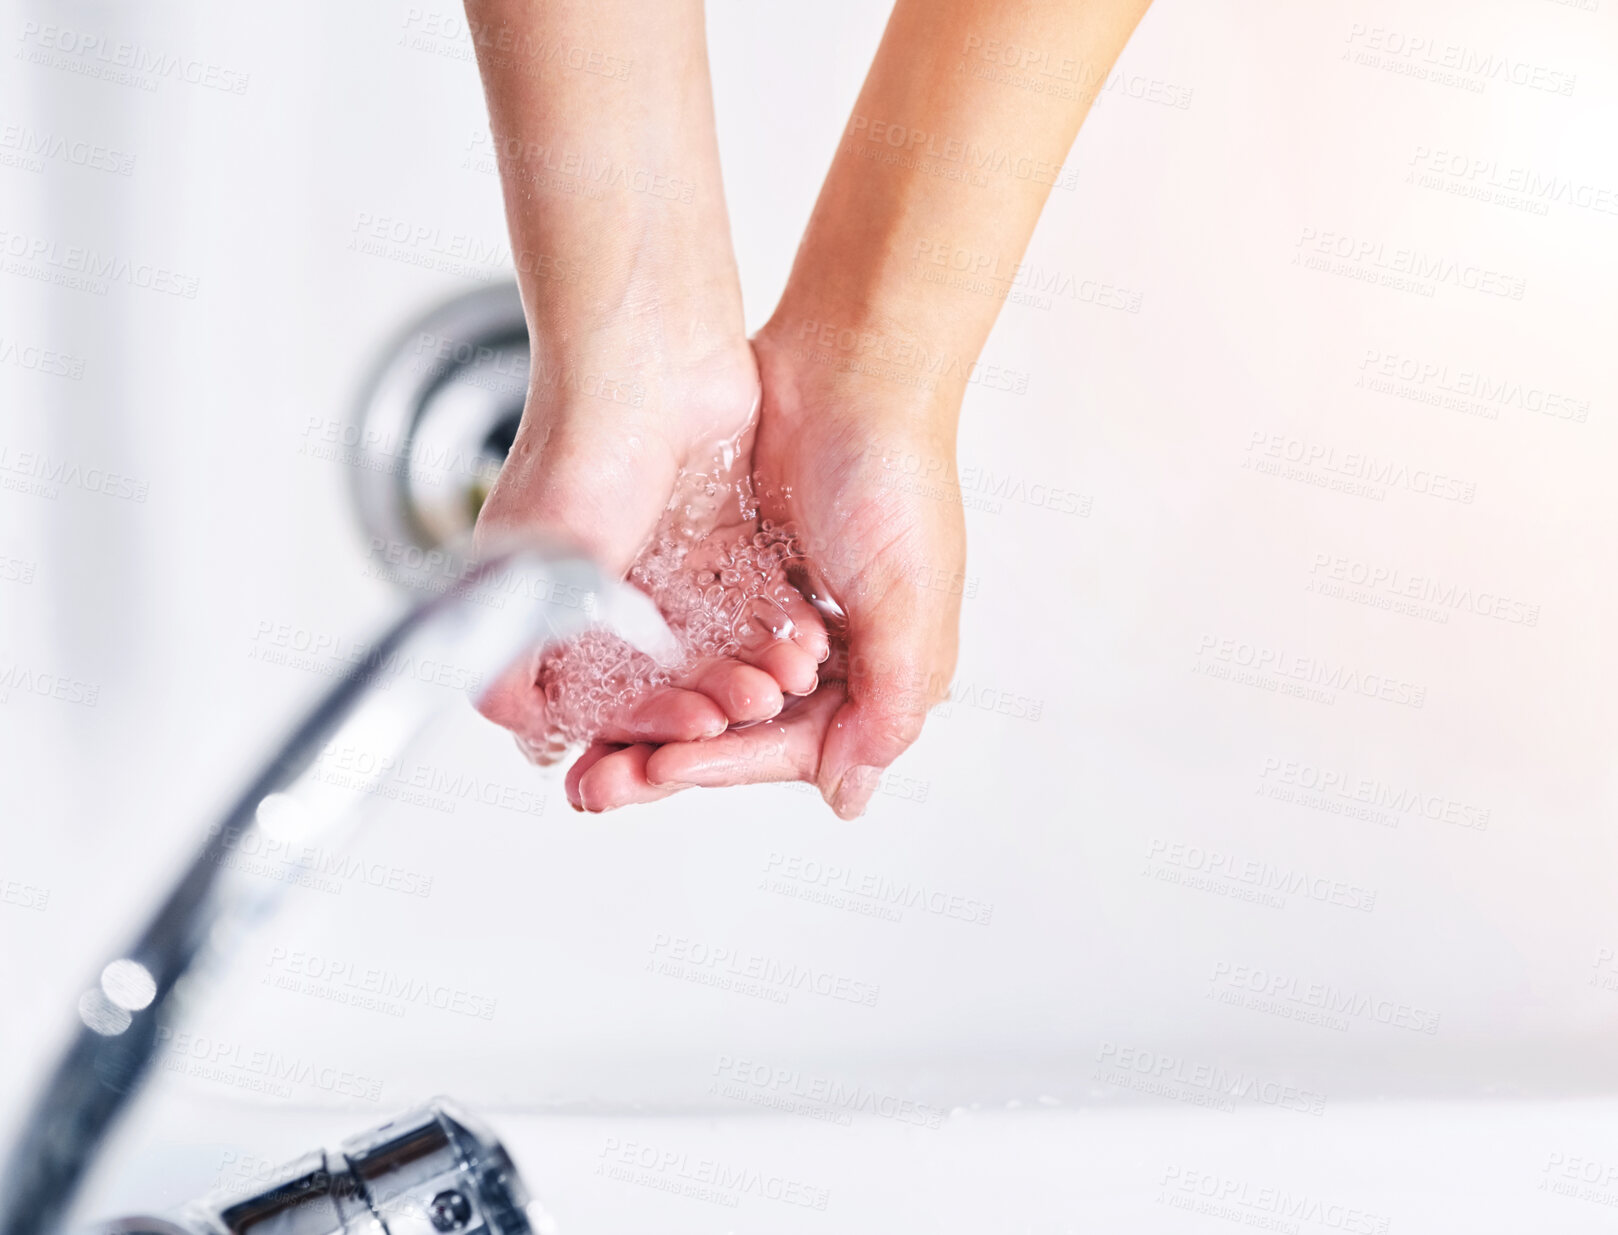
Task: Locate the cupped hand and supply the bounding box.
[572,322,967,818]
[473,342,828,782]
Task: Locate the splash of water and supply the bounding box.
[513,441,811,763]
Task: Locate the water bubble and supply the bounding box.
[516,428,833,755]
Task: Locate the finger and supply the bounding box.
[690,660,784,725]
[594,685,729,744]
[645,688,843,788]
[737,608,828,696]
[779,591,830,663]
[711,567,826,673]
[740,638,819,696]
[564,741,620,811]
[816,584,958,820]
[576,743,691,812]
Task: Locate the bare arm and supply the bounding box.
[463,0,828,776]
[463,0,755,569]
[765,0,1155,388]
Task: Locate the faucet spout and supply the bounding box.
[0,545,668,1235]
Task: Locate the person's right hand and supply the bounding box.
[461,0,829,802]
[472,334,829,789]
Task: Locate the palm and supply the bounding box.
[753,376,964,662]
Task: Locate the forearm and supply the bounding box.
[464,0,743,380]
[765,0,1153,409]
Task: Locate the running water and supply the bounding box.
[511,432,821,764]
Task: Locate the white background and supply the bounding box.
[2,0,1617,1230]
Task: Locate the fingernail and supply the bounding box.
[830,766,881,819]
[786,675,818,698]
[815,644,831,664]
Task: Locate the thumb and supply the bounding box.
[474,647,565,764]
[816,581,957,819]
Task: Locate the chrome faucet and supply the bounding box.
[95,1099,543,1235]
[0,547,676,1235]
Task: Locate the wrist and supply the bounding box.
[755,296,970,432]
[519,217,752,420]
[517,317,758,465]
[523,207,744,343]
